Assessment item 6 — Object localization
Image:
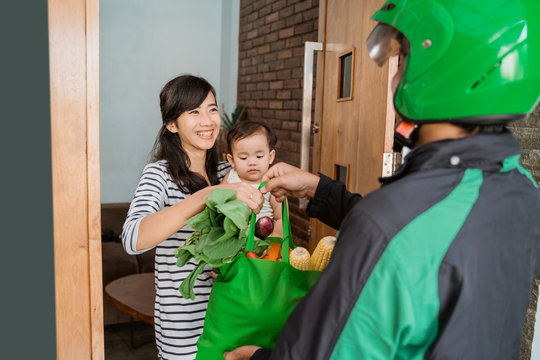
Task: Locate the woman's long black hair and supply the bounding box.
[151,75,219,194]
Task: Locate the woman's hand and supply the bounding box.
[223,345,261,360]
[261,162,320,202]
[221,182,264,214]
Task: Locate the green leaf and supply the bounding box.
[215,200,250,230]
[205,197,218,212]
[194,232,210,254]
[238,226,249,240]
[196,252,238,268]
[223,216,239,235]
[232,105,244,121]
[203,233,244,259]
[186,208,211,231]
[175,244,197,267]
[178,261,207,300]
[207,208,218,227]
[223,114,232,130]
[252,238,272,254]
[209,188,237,205]
[205,226,226,245]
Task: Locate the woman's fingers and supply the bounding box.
[235,183,264,213]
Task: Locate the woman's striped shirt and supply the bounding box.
[122,160,231,359]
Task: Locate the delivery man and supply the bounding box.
[224,0,540,358]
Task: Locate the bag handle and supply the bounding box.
[245,181,292,263]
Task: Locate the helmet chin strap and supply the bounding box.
[393,121,420,152]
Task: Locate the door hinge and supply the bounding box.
[382,152,403,177]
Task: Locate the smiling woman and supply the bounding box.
[120,74,264,359]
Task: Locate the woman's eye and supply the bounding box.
[189,110,199,115]
[210,107,218,112]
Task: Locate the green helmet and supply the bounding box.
[367,0,540,125]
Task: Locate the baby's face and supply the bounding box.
[227,132,275,184]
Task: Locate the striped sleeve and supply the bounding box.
[121,162,168,255]
[217,161,231,181]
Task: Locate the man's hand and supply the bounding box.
[223,345,261,360]
[261,162,320,202]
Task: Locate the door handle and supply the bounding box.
[300,41,323,208]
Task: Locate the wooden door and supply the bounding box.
[309,0,397,251]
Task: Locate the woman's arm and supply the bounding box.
[136,181,264,251]
[135,185,212,250]
[122,164,264,253]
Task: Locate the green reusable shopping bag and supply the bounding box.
[195,191,322,359]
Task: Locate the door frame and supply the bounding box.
[49,0,104,358]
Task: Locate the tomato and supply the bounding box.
[245,251,259,258]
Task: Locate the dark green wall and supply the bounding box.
[1,2,56,358]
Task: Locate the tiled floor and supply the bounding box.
[104,321,158,359]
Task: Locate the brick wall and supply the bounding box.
[511,104,540,360]
[237,0,319,248]
[510,104,540,186]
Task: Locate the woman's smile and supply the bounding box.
[196,130,215,139]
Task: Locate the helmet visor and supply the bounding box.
[366,23,409,67]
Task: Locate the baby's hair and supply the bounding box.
[226,120,277,153]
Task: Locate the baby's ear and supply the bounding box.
[226,153,234,167]
[269,149,276,164]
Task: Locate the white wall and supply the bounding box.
[100,0,239,203]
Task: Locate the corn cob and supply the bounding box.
[311,236,336,271]
[289,247,312,270]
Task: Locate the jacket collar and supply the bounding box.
[380,129,522,185]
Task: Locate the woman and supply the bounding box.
[122,74,263,359]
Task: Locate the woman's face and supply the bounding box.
[167,91,221,155]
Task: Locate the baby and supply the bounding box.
[223,120,283,238]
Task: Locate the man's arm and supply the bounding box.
[305,173,362,229]
[262,163,362,230]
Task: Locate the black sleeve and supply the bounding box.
[250,348,272,360]
[305,173,362,229]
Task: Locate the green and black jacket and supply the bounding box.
[255,130,540,360]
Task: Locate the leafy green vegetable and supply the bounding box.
[179,262,206,300]
[175,188,271,299]
[208,188,237,204]
[215,200,250,229]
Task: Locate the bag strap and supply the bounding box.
[245,181,292,263]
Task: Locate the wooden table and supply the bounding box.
[105,272,155,325]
